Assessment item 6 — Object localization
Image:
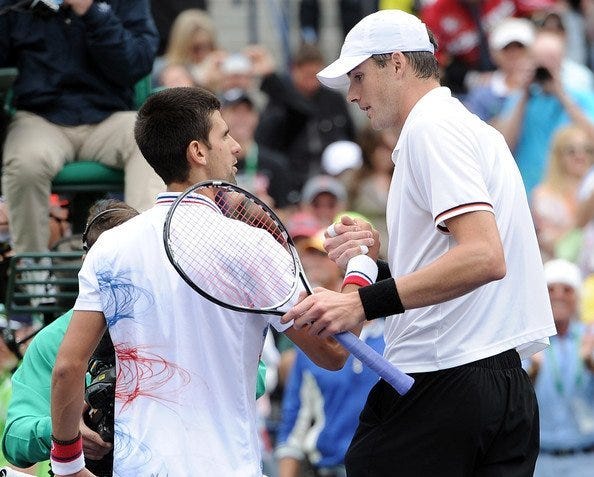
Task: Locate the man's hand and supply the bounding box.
[80,414,112,460]
[243,45,276,77]
[63,0,93,16]
[324,215,378,270]
[281,287,366,338]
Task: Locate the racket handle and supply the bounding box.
[333,331,414,395]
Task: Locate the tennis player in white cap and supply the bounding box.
[282,9,556,476]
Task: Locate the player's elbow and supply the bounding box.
[480,246,506,283]
[52,356,87,388]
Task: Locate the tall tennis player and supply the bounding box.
[283,10,556,477]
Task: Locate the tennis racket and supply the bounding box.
[163,180,414,395]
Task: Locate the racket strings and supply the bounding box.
[215,192,287,245]
[169,188,297,310]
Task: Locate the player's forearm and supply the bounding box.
[396,241,505,311]
[51,362,87,441]
[285,327,348,370]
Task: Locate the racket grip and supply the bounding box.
[333,331,414,395]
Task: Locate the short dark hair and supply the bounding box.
[371,28,439,80]
[83,199,139,251]
[134,87,221,184]
[292,43,325,66]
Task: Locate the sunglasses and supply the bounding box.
[560,145,594,156]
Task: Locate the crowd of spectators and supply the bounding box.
[2,0,594,475]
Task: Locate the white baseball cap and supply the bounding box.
[544,259,582,292]
[321,140,363,176]
[489,18,535,51]
[317,9,434,89]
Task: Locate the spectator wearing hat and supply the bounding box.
[464,17,536,122]
[300,175,348,227]
[527,259,594,477]
[419,0,554,96]
[220,88,294,209]
[321,140,363,195]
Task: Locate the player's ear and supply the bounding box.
[187,140,208,166]
[391,51,405,75]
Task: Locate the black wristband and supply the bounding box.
[358,278,405,320]
[51,432,81,445]
[377,260,391,281]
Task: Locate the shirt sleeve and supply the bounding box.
[407,117,494,234]
[74,247,103,312]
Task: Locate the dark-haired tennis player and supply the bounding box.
[283,9,557,477]
[49,87,349,477]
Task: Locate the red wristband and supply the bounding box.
[50,432,83,462]
[342,275,372,289]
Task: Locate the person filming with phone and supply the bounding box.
[493,29,594,198]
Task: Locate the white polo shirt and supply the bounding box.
[75,193,292,477]
[384,87,556,373]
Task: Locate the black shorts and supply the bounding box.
[345,349,539,477]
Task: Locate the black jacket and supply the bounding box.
[0,0,158,125]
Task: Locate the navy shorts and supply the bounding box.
[345,349,539,477]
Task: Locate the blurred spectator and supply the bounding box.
[150,0,209,55]
[347,126,396,259]
[464,17,536,122]
[220,88,294,209]
[158,63,196,88]
[298,228,344,291]
[420,0,554,96]
[532,14,594,92]
[275,230,384,477]
[531,124,594,262]
[299,0,378,43]
[0,0,163,255]
[576,165,594,276]
[286,210,322,256]
[252,44,356,193]
[300,175,348,227]
[152,8,226,91]
[526,259,594,477]
[493,30,594,197]
[219,53,256,94]
[534,7,589,66]
[320,140,363,191]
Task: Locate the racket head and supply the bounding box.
[163,180,305,314]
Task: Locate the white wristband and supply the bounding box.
[50,453,85,476]
[344,254,378,286]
